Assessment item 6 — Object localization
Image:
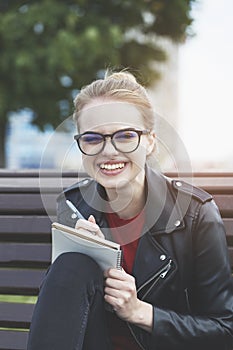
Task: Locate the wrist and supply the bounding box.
[129,300,153,333]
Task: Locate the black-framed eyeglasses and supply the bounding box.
[74,128,150,156]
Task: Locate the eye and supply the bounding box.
[81,133,103,144]
[114,130,137,141]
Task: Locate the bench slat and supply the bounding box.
[0,174,81,192]
[0,269,46,295]
[0,218,232,236]
[223,218,233,237]
[1,173,233,193]
[190,177,233,194]
[0,243,51,266]
[0,256,231,295]
[1,190,232,217]
[0,217,231,237]
[212,195,233,217]
[0,302,34,329]
[0,193,57,214]
[0,215,52,235]
[0,241,231,267]
[0,329,28,350]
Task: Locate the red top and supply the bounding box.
[106,210,145,350]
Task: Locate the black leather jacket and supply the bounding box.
[57,167,233,350]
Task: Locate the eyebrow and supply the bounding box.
[80,127,138,134]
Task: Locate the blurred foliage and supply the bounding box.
[0,0,196,164]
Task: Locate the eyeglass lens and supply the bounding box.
[78,129,140,155]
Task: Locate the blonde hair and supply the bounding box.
[73,71,155,131]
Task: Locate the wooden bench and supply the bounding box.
[0,170,232,350]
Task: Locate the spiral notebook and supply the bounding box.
[51,222,122,271]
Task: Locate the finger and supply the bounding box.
[74,218,84,230]
[88,215,96,224]
[75,218,99,232]
[104,294,118,308]
[105,268,128,280]
[104,285,129,298]
[75,218,105,239]
[105,278,135,295]
[104,294,126,312]
[95,230,105,239]
[89,216,105,238]
[88,215,105,238]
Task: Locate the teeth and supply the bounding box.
[100,162,125,170]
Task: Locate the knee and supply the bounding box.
[46,252,103,287]
[54,252,101,273]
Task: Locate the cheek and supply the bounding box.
[82,156,94,174]
[130,146,147,169]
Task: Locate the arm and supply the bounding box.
[151,200,233,349]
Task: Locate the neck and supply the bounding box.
[106,170,147,219]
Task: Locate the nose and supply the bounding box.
[101,137,119,156]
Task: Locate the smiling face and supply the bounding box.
[77,100,155,192]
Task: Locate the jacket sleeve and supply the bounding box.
[150,200,233,350]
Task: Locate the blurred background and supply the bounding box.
[0,0,232,172]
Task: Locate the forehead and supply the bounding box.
[78,101,145,132]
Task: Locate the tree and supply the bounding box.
[0,0,196,167]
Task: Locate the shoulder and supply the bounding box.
[147,166,212,204]
[167,177,224,235]
[168,177,213,204]
[57,177,94,203]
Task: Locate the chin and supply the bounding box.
[95,173,130,190]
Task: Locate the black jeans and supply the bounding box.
[27,252,113,350]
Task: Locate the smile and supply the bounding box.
[99,162,126,170]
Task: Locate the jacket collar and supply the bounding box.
[144,166,185,235]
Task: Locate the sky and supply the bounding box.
[178,0,233,170]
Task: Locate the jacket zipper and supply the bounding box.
[137,259,172,298]
[127,259,173,349]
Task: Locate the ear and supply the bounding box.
[146,131,156,156]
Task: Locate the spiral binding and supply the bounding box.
[116,250,122,269]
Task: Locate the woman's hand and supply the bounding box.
[104,268,153,332]
[75,215,105,239]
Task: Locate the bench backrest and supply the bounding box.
[0,171,232,350]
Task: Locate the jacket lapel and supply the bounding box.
[144,166,185,235]
[132,232,172,291]
[132,167,184,290]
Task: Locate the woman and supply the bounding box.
[27,71,233,350]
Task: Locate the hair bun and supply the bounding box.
[105,71,137,84]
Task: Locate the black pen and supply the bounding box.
[66,199,85,219]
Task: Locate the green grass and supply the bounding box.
[0,327,29,332]
[0,295,37,304]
